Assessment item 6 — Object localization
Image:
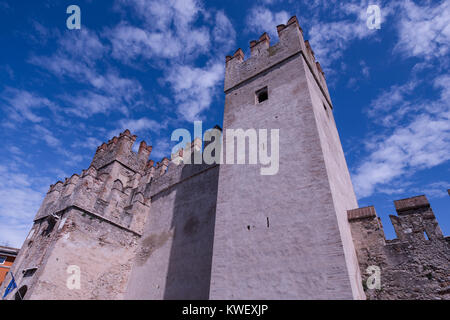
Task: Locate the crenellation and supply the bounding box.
[394,194,430,214]
[224,16,331,107]
[224,16,305,92]
[138,140,153,164]
[250,32,270,57]
[90,129,151,173]
[304,40,315,62]
[347,206,377,221]
[348,195,450,300]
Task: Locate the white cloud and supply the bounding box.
[109,23,185,61]
[30,55,143,117]
[71,137,103,150]
[29,28,144,118]
[34,125,61,148]
[58,29,106,65]
[116,117,166,134]
[307,4,374,69]
[108,1,235,122]
[110,0,210,62]
[352,74,450,199]
[212,10,236,55]
[0,165,48,248]
[166,62,224,121]
[1,88,58,124]
[366,79,419,126]
[246,7,290,38]
[394,0,450,61]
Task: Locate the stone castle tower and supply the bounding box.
[209,16,363,299]
[1,16,448,300]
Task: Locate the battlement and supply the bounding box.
[224,16,331,105]
[347,206,377,221]
[37,130,223,226]
[348,194,446,244]
[394,195,430,214]
[348,194,450,299]
[91,129,152,173]
[33,131,158,233]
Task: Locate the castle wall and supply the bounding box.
[0,207,140,300]
[303,54,364,299]
[125,163,220,299]
[27,208,139,299]
[0,130,154,300]
[209,17,363,299]
[348,196,450,300]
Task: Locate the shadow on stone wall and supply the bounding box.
[162,163,219,299]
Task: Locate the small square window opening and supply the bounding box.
[256,87,268,104]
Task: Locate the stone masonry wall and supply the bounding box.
[348,195,450,300]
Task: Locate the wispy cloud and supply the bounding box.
[107,0,235,122]
[246,7,290,39]
[394,0,450,63]
[1,88,58,124]
[110,0,210,62]
[307,2,380,70]
[166,62,224,122]
[0,164,48,247]
[115,117,167,135]
[352,74,450,199]
[29,28,144,118]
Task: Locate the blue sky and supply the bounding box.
[0,0,449,248]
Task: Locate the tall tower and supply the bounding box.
[209,16,365,299]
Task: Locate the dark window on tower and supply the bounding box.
[23,268,37,277]
[41,217,56,236]
[256,87,268,104]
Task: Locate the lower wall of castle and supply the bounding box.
[125,165,220,299]
[4,208,139,300]
[349,214,450,300]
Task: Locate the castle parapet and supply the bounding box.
[348,206,377,221]
[394,195,430,214]
[90,129,152,173]
[348,194,450,299]
[224,16,331,106]
[390,195,444,242]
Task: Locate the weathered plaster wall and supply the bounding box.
[125,163,219,299]
[28,208,139,300]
